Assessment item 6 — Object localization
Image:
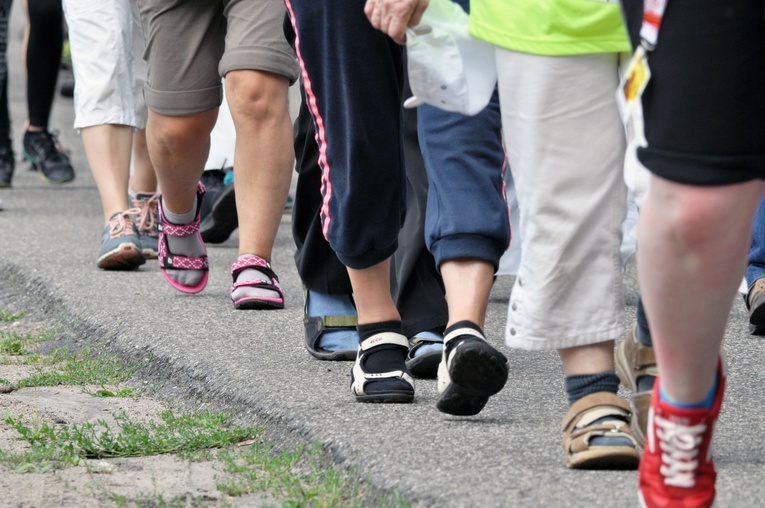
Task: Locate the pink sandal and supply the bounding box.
[230,254,285,310]
[158,183,209,294]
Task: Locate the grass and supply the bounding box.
[13,347,135,389]
[0,328,55,356]
[0,309,24,323]
[0,305,411,507]
[216,442,410,508]
[0,410,261,471]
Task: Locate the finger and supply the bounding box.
[364,0,379,27]
[409,0,430,27]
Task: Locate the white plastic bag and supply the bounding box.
[404,0,497,116]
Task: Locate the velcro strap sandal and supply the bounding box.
[561,392,640,470]
[230,254,284,310]
[351,332,414,403]
[157,182,209,294]
[406,333,443,379]
[303,288,357,361]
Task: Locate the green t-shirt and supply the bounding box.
[469,0,630,56]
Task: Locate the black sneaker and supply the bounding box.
[23,130,75,184]
[199,168,238,244]
[436,323,508,416]
[0,142,14,187]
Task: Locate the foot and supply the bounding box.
[200,169,237,244]
[562,392,639,470]
[436,322,508,416]
[130,191,160,259]
[158,184,208,293]
[303,289,358,360]
[639,367,725,508]
[230,254,284,310]
[405,330,443,379]
[351,330,414,403]
[746,277,765,335]
[23,130,75,184]
[615,323,657,446]
[97,209,146,270]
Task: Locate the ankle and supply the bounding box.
[659,376,718,410]
[565,372,620,407]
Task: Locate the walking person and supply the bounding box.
[367,0,640,468]
[0,0,13,188]
[618,1,765,505]
[63,0,159,269]
[136,0,299,308]
[22,0,75,184]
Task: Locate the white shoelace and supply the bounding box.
[655,415,707,488]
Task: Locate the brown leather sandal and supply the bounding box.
[561,392,640,470]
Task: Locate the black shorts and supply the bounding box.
[621,0,765,185]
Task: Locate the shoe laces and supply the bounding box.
[27,131,69,163]
[108,208,141,239]
[132,192,160,236]
[655,414,707,488]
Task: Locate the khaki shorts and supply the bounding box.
[63,0,147,130]
[496,48,628,351]
[136,0,299,116]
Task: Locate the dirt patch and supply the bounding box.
[0,309,270,507]
[0,385,266,507]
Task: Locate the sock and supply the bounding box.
[409,329,443,358]
[565,372,621,406]
[660,375,718,410]
[636,298,652,347]
[306,290,358,352]
[566,372,633,447]
[162,201,206,287]
[358,321,407,373]
[231,255,281,302]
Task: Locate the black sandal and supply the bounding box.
[351,331,414,403]
[303,288,357,361]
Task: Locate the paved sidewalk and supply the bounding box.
[2,4,765,507]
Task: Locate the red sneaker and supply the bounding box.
[639,366,725,508]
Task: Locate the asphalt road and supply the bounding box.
[1,3,764,507]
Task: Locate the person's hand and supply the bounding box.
[364,0,430,44]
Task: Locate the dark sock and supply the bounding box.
[443,320,483,338]
[565,372,620,406]
[636,297,652,347]
[566,372,633,447]
[358,321,407,373]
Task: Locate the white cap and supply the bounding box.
[404,0,497,116]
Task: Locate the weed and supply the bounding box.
[0,309,24,323]
[14,347,134,388]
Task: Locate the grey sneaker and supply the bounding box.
[23,130,75,184]
[97,209,146,270]
[129,192,160,258]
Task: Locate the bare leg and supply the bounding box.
[637,176,765,403]
[80,124,132,223]
[440,259,493,330]
[558,341,615,376]
[146,109,216,214]
[347,259,400,325]
[226,70,293,261]
[129,128,157,194]
[146,108,217,289]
